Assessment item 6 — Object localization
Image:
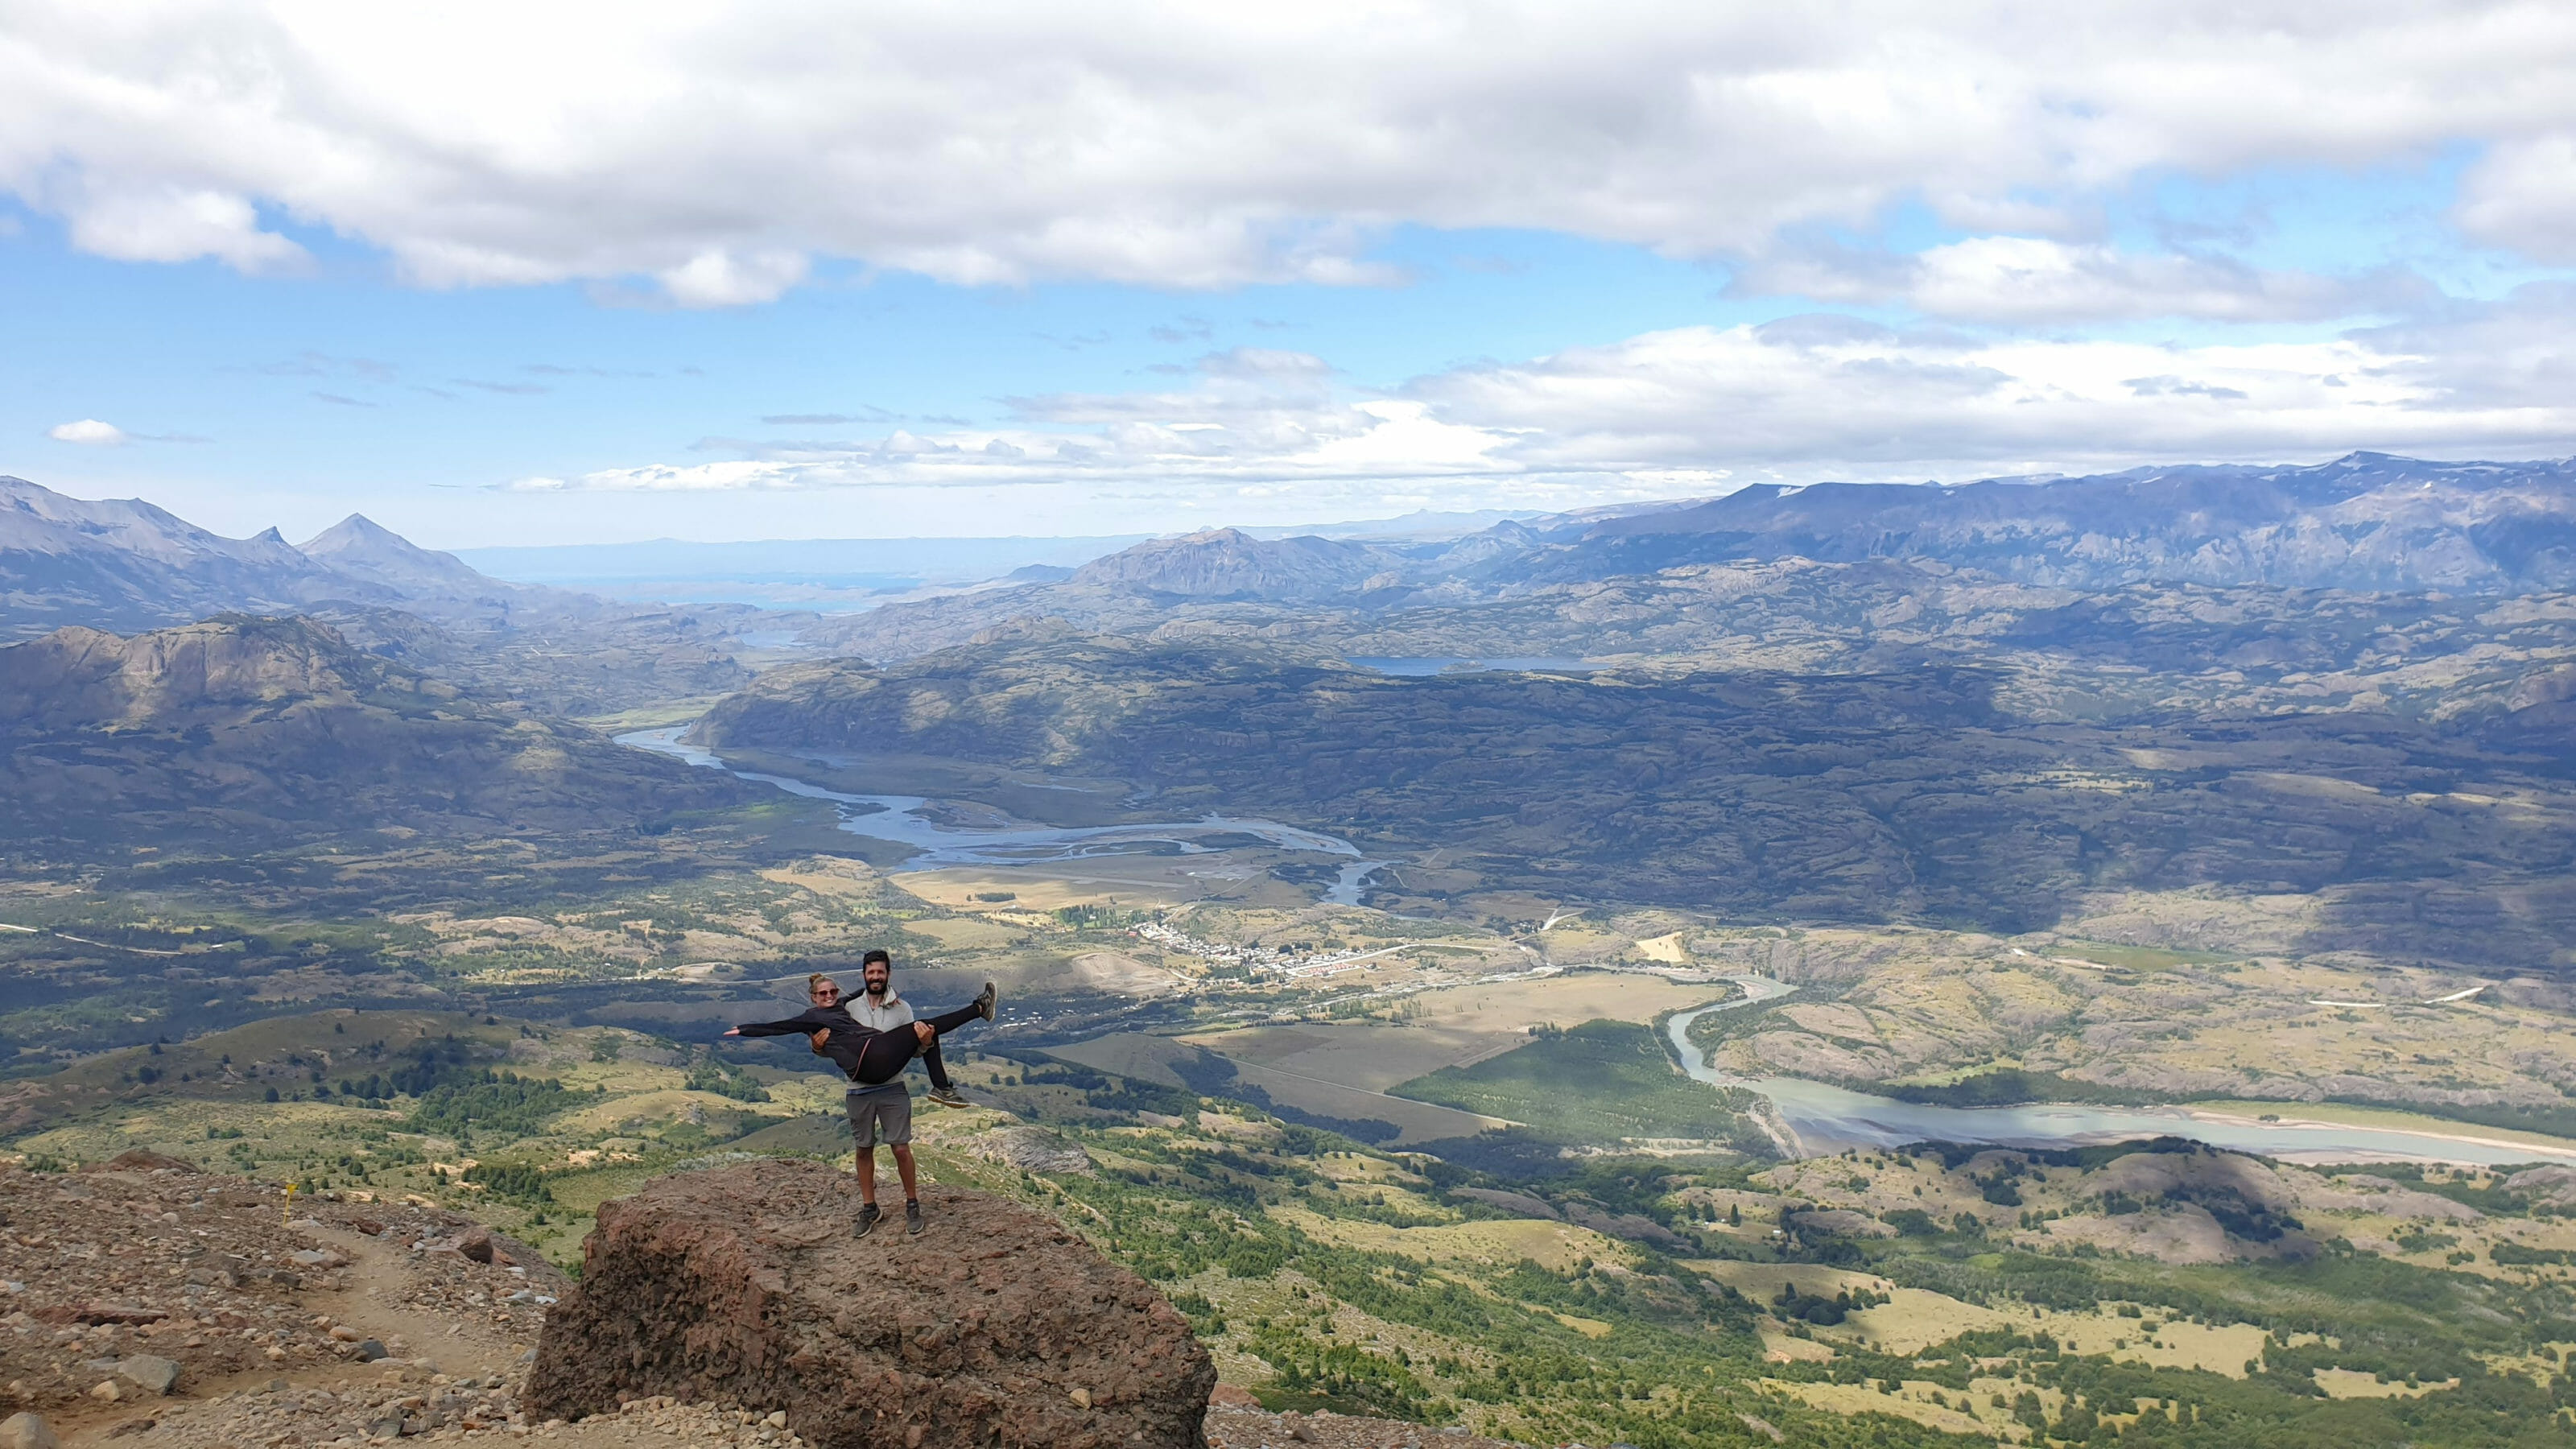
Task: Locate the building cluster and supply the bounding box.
[1130,919,1402,978]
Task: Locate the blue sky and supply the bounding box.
[5,3,2574,548]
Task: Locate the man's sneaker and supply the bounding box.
[973,980,998,1022]
[853,1202,882,1239]
[927,1087,972,1108]
[905,1199,925,1236]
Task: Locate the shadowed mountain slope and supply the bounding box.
[693,633,2576,969]
[0,616,748,854]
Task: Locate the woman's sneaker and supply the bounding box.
[973,980,998,1021]
[927,1087,972,1108]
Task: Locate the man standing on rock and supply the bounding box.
[850,949,973,1112]
[840,949,965,1237]
[724,956,998,1238]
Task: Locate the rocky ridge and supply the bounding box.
[0,1150,560,1443]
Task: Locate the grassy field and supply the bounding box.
[1392,1019,1762,1150]
[1045,1032,1505,1145]
[1179,972,1723,1095]
[1681,916,2576,1129]
[572,696,738,732]
[1682,1258,2278,1367]
[890,866,1207,912]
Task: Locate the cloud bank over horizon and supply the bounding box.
[3,2,2574,541]
[516,288,2576,510]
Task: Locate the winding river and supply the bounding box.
[621,727,1389,900]
[1666,980,2576,1167]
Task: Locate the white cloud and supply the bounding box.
[47,418,126,445]
[2,2,2572,299]
[56,183,309,273]
[516,286,2576,500]
[1414,323,2509,478]
[655,249,811,308]
[1734,237,2415,324]
[2458,134,2576,263]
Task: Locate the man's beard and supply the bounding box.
[866,980,888,997]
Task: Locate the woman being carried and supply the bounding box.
[725,977,997,1084]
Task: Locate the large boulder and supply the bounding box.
[525,1159,1212,1449]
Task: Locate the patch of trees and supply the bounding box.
[404,1070,580,1139]
[1769,1282,1889,1326]
[463,1160,555,1203]
[684,1046,771,1102]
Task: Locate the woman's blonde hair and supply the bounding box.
[807,972,838,994]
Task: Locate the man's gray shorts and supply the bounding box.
[845,1087,912,1150]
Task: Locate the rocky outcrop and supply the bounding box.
[2504,1164,2576,1210]
[525,1158,1213,1449]
[1785,1208,1889,1239]
[910,1117,1094,1174]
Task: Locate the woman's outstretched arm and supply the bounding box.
[724,1006,847,1038]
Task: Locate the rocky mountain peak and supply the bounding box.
[1069,527,1389,599]
[298,513,506,598]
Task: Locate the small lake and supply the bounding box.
[1666,982,2576,1167]
[621,726,1373,877]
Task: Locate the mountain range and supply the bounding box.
[1,475,758,712]
[1536,452,2576,590]
[2,474,507,631]
[806,452,2576,660]
[17,453,2575,675]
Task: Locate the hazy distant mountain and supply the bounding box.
[802,453,2576,663]
[790,526,1410,657]
[1066,527,1397,599]
[0,475,383,631]
[0,616,746,855]
[0,476,547,637]
[0,476,758,711]
[1514,452,2576,591]
[1240,506,1562,542]
[452,532,1154,610]
[297,513,526,605]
